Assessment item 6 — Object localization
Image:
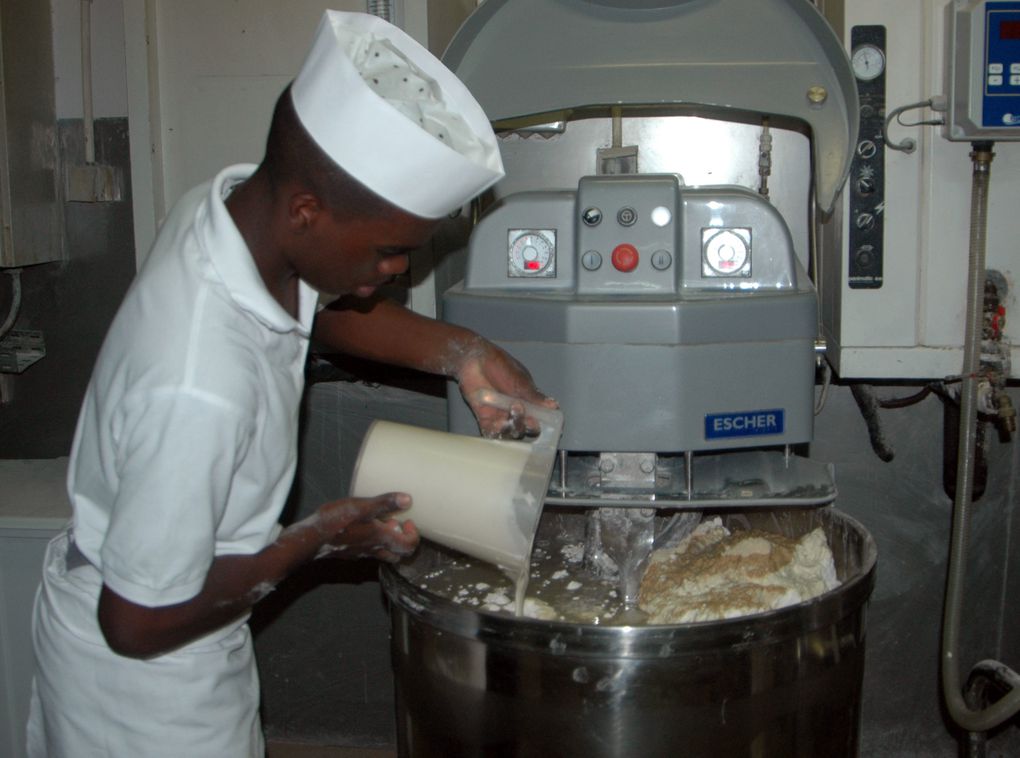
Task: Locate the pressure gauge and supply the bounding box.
[851,44,885,81]
[702,228,751,278]
[508,229,556,278]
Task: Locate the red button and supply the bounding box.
[611,244,639,272]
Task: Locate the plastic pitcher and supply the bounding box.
[350,389,564,577]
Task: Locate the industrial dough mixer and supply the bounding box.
[380,1,877,755]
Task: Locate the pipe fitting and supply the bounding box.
[996,393,1017,434]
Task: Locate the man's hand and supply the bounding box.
[97,492,418,659]
[454,337,558,438]
[313,492,419,562]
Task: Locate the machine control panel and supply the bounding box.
[848,25,886,288]
[575,174,680,295]
[947,0,1020,140]
[464,176,799,294]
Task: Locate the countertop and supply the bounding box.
[0,457,71,530]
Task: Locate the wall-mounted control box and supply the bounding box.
[947,0,1020,140]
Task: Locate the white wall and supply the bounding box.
[123,0,380,266]
[120,0,448,315]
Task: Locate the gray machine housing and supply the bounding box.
[445,174,817,453]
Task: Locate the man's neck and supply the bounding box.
[225,170,300,317]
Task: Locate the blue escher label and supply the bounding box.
[705,409,784,440]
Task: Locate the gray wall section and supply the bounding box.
[0,118,135,459]
[257,380,1020,755]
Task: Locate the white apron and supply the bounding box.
[26,530,264,758]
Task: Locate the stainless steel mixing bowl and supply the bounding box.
[381,506,877,758]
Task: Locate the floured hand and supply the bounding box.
[312,493,419,562]
[455,338,557,438]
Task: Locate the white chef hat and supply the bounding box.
[291,10,504,219]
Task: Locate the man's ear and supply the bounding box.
[288,192,323,233]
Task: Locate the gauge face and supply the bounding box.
[508,229,556,278]
[851,44,885,81]
[702,228,751,277]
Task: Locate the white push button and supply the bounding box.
[650,206,672,227]
[989,63,1004,74]
[989,74,1004,86]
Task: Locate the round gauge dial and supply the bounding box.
[703,229,750,277]
[508,230,556,277]
[851,44,885,81]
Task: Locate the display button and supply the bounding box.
[989,74,1004,86]
[1011,75,1020,86]
[856,176,876,195]
[855,213,876,231]
[856,140,878,159]
[650,206,672,227]
[581,250,603,271]
[650,249,672,271]
[611,244,639,272]
[581,207,603,226]
[617,207,638,227]
[854,245,875,269]
[1011,63,1020,74]
[989,63,1004,74]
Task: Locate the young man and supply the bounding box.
[27,11,553,757]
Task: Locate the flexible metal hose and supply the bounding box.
[941,142,1020,732]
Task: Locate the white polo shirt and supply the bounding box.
[67,164,318,609]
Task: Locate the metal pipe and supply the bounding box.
[0,268,23,340]
[81,0,95,165]
[941,141,1020,733]
[366,0,396,24]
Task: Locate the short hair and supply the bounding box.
[261,85,406,221]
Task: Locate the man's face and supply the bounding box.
[296,208,440,298]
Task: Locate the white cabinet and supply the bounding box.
[0,459,70,758]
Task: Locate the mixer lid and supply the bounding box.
[443,0,858,214]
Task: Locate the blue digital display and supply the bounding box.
[983,4,1020,128]
[705,410,784,440]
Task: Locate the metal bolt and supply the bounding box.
[599,458,615,473]
[997,393,1017,433]
[807,85,828,105]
